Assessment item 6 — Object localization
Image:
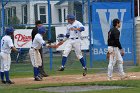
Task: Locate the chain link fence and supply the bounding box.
[0,0,137,75]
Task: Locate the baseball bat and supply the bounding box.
[16,48,21,63]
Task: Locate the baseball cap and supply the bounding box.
[38,26,47,34]
[35,20,42,25]
[5,27,14,35]
[66,14,75,20]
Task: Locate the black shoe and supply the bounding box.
[1,80,6,84]
[83,68,87,76]
[58,67,65,71]
[34,76,42,81]
[6,80,15,84]
[40,73,49,77]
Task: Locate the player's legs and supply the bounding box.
[1,53,14,84]
[29,48,42,81]
[73,40,86,68]
[115,48,126,79]
[73,40,87,76]
[107,47,116,80]
[108,53,116,79]
[58,41,72,71]
[38,48,48,77]
[0,52,5,83]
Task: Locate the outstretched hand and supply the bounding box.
[47,41,64,48]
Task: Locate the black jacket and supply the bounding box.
[31,26,38,41]
[107,27,122,49]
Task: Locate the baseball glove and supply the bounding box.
[106,52,110,60]
[120,49,125,56]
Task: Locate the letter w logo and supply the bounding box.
[96,9,126,45]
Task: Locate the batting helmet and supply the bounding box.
[5,27,14,35]
[57,34,65,42]
[38,26,46,34]
[66,14,75,20]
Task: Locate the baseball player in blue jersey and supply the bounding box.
[58,14,87,76]
[29,26,62,81]
[0,27,20,84]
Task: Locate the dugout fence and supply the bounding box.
[0,0,137,74]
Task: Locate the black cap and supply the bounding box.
[35,20,42,25]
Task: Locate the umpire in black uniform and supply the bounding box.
[31,20,48,77]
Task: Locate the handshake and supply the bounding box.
[47,41,64,48]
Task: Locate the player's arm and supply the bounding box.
[114,31,122,50]
[70,27,85,32]
[8,39,19,52]
[70,22,85,32]
[114,31,124,56]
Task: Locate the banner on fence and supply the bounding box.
[92,2,134,61]
[55,26,89,51]
[14,29,32,48]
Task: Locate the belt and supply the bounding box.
[31,47,38,50]
[70,37,79,40]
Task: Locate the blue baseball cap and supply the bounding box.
[5,27,14,35]
[66,14,75,20]
[38,26,47,34]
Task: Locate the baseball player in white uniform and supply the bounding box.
[29,26,61,81]
[0,27,19,84]
[58,14,87,76]
[107,19,128,80]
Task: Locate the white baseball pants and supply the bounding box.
[0,52,11,72]
[107,46,125,78]
[29,48,42,67]
[63,39,83,59]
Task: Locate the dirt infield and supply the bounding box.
[11,72,140,85]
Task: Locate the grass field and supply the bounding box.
[1,56,140,93]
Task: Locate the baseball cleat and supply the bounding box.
[1,80,6,84]
[38,74,43,79]
[40,73,49,77]
[34,76,42,81]
[6,80,15,84]
[58,67,65,71]
[83,68,87,76]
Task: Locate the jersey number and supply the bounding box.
[2,40,4,46]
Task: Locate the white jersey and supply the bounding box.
[0,35,14,54]
[66,20,84,38]
[31,33,45,49]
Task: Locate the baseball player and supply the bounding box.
[107,19,128,80]
[29,26,61,81]
[0,27,19,84]
[32,20,48,77]
[58,14,87,76]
